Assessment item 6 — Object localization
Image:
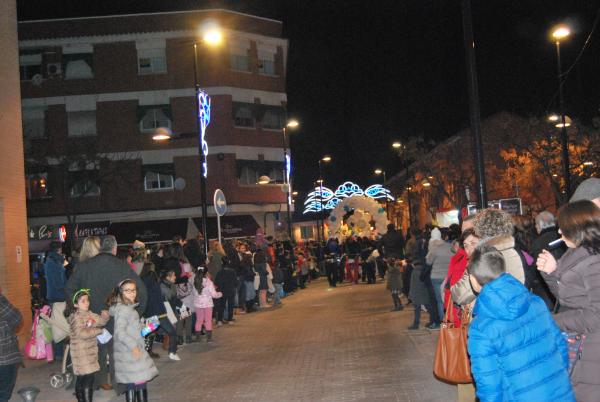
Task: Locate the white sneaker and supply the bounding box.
[169,353,181,361]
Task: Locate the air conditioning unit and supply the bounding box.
[46,62,62,76]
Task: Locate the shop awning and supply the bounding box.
[108,218,189,245]
[192,215,260,240]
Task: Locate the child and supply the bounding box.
[64,289,109,402]
[386,259,403,312]
[467,245,574,402]
[192,268,222,343]
[108,279,158,402]
[159,269,187,352]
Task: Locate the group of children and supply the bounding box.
[65,263,225,402]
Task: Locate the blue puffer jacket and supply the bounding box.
[468,273,574,402]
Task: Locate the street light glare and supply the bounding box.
[392,141,402,149]
[552,25,571,40]
[286,119,300,128]
[152,127,172,141]
[374,169,383,175]
[548,114,559,122]
[257,175,271,185]
[322,155,332,162]
[203,29,223,45]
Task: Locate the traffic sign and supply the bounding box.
[213,189,227,216]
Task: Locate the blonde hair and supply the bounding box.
[79,236,101,262]
[209,240,225,256]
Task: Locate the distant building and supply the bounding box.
[19,9,292,248]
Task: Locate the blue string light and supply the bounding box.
[303,182,394,214]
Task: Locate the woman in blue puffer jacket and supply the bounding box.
[467,245,574,402]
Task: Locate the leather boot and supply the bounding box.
[135,388,148,402]
[125,389,135,402]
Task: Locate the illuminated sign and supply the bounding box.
[59,225,67,242]
[303,181,394,214]
[198,90,211,178]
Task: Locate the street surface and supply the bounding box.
[11,279,455,402]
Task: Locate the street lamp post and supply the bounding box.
[317,156,331,260]
[192,41,211,257]
[461,0,487,209]
[153,27,222,256]
[552,24,571,199]
[282,120,298,242]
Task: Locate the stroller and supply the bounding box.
[40,302,75,389]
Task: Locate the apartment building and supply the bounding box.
[19,9,291,248]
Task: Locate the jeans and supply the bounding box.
[176,316,192,340]
[412,303,436,326]
[273,283,283,305]
[0,363,18,402]
[159,318,177,353]
[216,295,235,322]
[430,278,445,322]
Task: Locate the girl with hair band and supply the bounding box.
[64,289,109,402]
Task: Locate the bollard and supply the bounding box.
[17,386,40,402]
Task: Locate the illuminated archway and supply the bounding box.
[327,196,389,240]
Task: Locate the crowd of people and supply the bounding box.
[2,178,600,402]
[378,178,600,402]
[0,232,321,402]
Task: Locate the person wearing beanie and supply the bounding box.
[570,178,600,208]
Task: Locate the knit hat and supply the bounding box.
[430,227,442,241]
[570,178,600,202]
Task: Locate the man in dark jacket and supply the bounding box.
[65,235,147,391]
[0,288,22,402]
[214,259,238,323]
[379,224,405,259]
[43,241,66,304]
[43,241,67,360]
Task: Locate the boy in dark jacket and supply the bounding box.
[467,245,574,402]
[214,258,238,323]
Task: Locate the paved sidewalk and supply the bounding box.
[11,279,455,402]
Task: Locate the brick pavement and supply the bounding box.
[10,279,456,402]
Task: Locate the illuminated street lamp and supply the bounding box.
[282,119,299,241]
[550,23,572,199]
[258,175,272,185]
[392,141,402,149]
[548,114,572,128]
[154,23,222,256]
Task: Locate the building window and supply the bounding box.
[261,109,284,130]
[138,48,167,75]
[268,167,285,184]
[68,111,97,137]
[139,107,172,132]
[63,53,93,80]
[26,173,49,199]
[230,54,250,72]
[70,172,100,198]
[234,106,255,128]
[258,59,276,76]
[22,107,46,139]
[238,166,259,185]
[19,53,42,81]
[143,164,174,191]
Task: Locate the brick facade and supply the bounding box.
[20,9,292,238]
[1,0,32,344]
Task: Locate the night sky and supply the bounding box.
[17,0,600,208]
